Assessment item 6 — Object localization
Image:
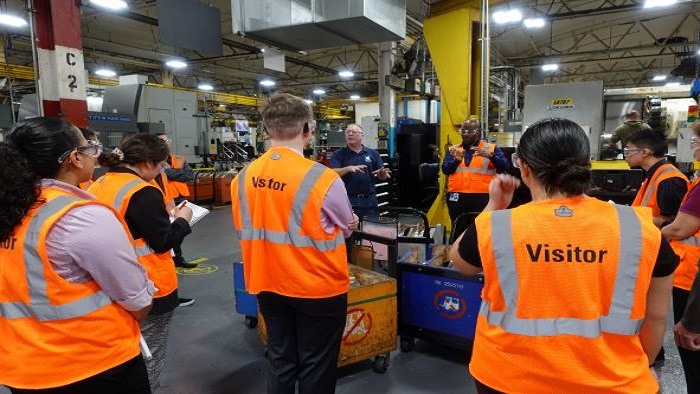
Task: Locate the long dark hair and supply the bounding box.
[517,118,592,196]
[99,133,168,167]
[0,117,81,242]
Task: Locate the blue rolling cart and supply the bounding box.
[233,261,258,328]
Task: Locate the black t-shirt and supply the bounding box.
[457,222,679,277]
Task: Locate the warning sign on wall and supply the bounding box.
[548,98,575,110]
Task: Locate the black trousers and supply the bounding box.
[9,355,150,394]
[446,192,489,232]
[673,286,700,394]
[258,291,348,394]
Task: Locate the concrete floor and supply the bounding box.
[0,207,690,393]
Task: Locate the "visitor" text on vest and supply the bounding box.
[525,243,608,264]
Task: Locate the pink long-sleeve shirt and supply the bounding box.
[42,179,155,311]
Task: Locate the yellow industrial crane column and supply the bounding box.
[424,0,483,231]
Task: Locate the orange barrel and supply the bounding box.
[187,172,214,202]
[215,171,237,205]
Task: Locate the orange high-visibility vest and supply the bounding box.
[0,187,140,389]
[632,162,688,217]
[447,140,497,194]
[670,177,700,290]
[89,172,178,298]
[78,180,93,190]
[471,197,660,393]
[167,154,190,198]
[231,147,349,298]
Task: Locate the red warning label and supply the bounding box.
[343,308,372,345]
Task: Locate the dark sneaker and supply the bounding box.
[179,298,195,307]
[174,257,199,269]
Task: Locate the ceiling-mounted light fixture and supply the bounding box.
[260,79,276,87]
[493,9,522,25]
[523,18,545,28]
[313,89,326,95]
[0,14,27,28]
[89,0,128,11]
[304,99,313,104]
[165,59,187,69]
[652,75,667,81]
[542,63,559,71]
[350,94,361,100]
[643,0,677,8]
[198,83,214,91]
[94,68,117,77]
[665,81,681,87]
[338,70,354,78]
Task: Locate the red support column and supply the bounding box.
[33,0,88,128]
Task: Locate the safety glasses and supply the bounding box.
[511,152,521,168]
[57,140,103,164]
[622,148,640,157]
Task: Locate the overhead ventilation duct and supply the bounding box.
[233,0,406,51]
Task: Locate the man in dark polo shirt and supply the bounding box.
[330,123,391,219]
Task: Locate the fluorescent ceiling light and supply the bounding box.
[652,75,667,81]
[643,0,677,8]
[350,95,361,100]
[198,83,214,91]
[542,63,559,71]
[0,14,27,28]
[523,18,545,28]
[218,104,226,107]
[493,9,522,25]
[90,0,128,11]
[338,70,354,78]
[165,60,187,69]
[313,89,326,95]
[260,79,276,87]
[94,68,117,77]
[665,82,681,87]
[304,99,313,104]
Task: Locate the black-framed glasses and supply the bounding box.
[511,152,521,168]
[57,140,103,164]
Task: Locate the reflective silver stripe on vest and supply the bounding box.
[134,244,155,257]
[0,196,112,321]
[113,179,144,213]
[640,166,678,207]
[111,179,157,258]
[236,163,345,252]
[455,167,496,175]
[680,236,700,247]
[480,205,644,337]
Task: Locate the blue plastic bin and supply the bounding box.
[233,261,258,328]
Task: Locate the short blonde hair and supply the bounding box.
[260,93,313,140]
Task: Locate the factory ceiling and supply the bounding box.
[0,0,698,105]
